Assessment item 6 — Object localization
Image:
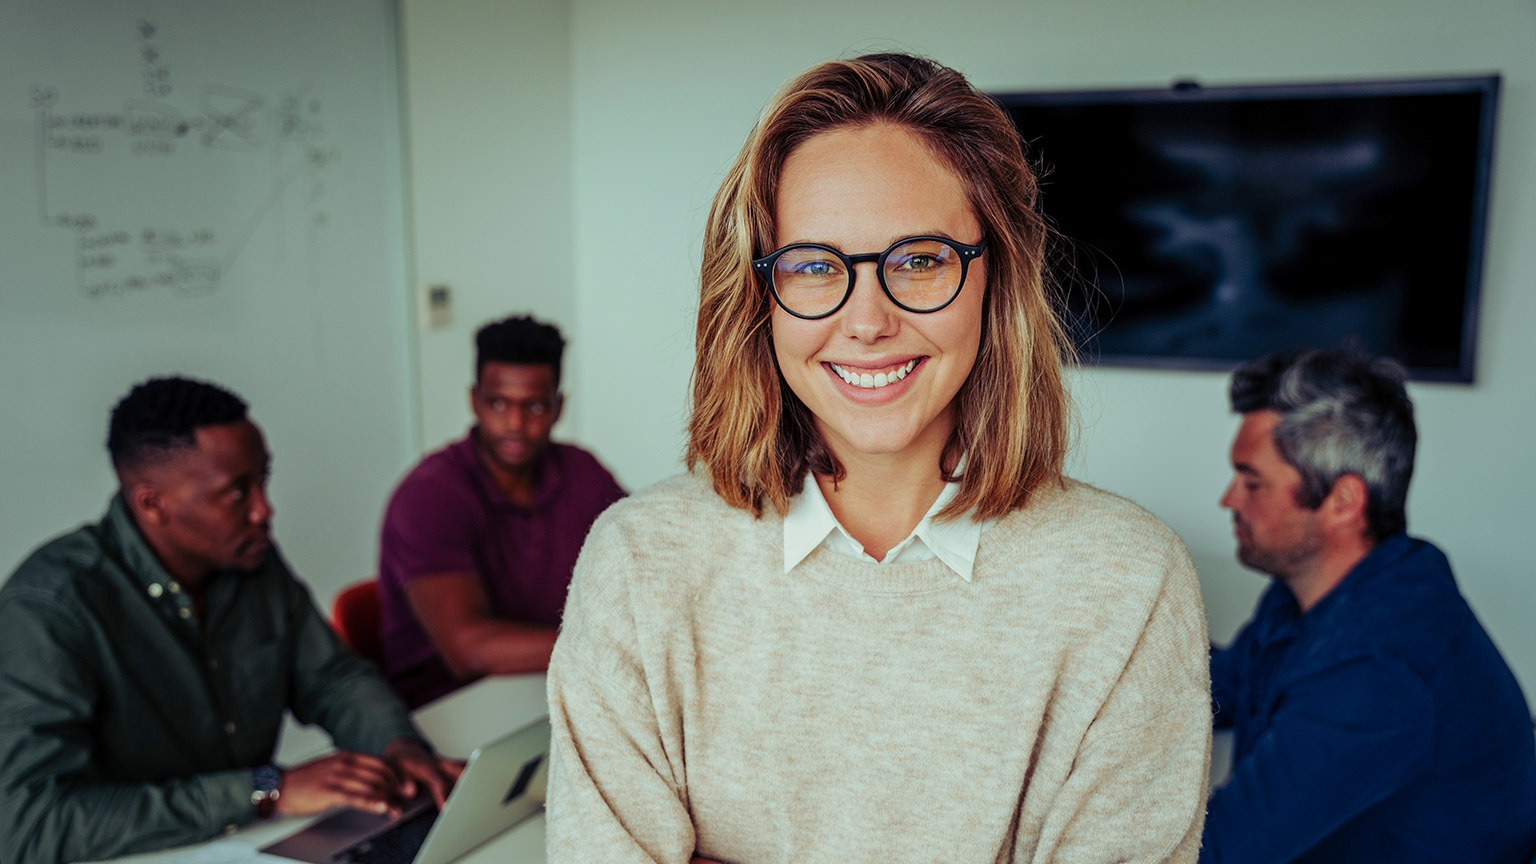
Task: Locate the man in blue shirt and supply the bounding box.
[1202,349,1536,863]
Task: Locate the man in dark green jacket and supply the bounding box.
[0,376,458,864]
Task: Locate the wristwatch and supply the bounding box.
[251,764,283,819]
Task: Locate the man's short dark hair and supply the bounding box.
[107,376,248,471]
[475,315,565,384]
[1230,348,1417,541]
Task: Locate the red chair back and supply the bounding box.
[331,580,384,666]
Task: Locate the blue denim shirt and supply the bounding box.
[1202,534,1536,863]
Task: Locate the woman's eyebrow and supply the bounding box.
[774,230,961,250]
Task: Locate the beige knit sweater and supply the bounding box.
[546,473,1210,863]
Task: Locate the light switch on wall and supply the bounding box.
[426,284,452,329]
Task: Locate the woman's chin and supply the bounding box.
[820,422,938,462]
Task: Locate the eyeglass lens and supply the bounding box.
[771,238,964,317]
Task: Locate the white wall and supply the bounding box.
[399,0,575,454]
[0,0,416,608]
[552,0,1536,695]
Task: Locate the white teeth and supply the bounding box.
[830,359,919,390]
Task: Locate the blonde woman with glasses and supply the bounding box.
[547,53,1211,864]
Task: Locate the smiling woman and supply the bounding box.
[546,53,1213,864]
[766,124,985,552]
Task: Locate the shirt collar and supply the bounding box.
[911,482,988,581]
[782,473,843,574]
[782,470,989,581]
[103,494,203,621]
[1286,532,1417,628]
[104,494,179,591]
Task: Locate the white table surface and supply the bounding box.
[1210,727,1235,790]
[94,674,550,864]
[89,675,1232,864]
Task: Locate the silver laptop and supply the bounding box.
[262,716,550,864]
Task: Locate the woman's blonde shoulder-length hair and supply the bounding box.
[687,52,1073,521]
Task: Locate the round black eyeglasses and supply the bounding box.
[752,235,987,320]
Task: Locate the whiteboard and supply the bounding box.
[0,0,417,602]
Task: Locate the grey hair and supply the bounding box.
[1229,349,1417,540]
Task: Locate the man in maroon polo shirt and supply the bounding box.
[378,315,624,706]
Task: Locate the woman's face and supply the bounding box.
[771,123,986,465]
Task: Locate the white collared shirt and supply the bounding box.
[782,471,992,581]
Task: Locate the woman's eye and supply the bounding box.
[795,260,837,278]
[896,254,937,272]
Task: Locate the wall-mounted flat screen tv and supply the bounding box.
[994,75,1500,382]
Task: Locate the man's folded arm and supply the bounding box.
[1200,654,1433,864]
[384,475,557,679]
[403,573,557,678]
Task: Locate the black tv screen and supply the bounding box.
[994,75,1500,382]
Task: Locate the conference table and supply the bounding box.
[97,674,550,864]
[95,674,1233,864]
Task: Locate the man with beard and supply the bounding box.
[378,315,623,707]
[0,377,456,864]
[1201,349,1536,863]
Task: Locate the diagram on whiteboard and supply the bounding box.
[29,18,337,300]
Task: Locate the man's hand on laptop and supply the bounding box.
[384,738,465,810]
[277,751,412,817]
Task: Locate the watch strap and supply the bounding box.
[250,764,283,819]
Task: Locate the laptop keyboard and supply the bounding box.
[333,807,438,864]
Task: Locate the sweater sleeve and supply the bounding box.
[1034,540,1213,864]
[545,513,696,864]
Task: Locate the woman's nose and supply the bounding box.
[838,263,899,343]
